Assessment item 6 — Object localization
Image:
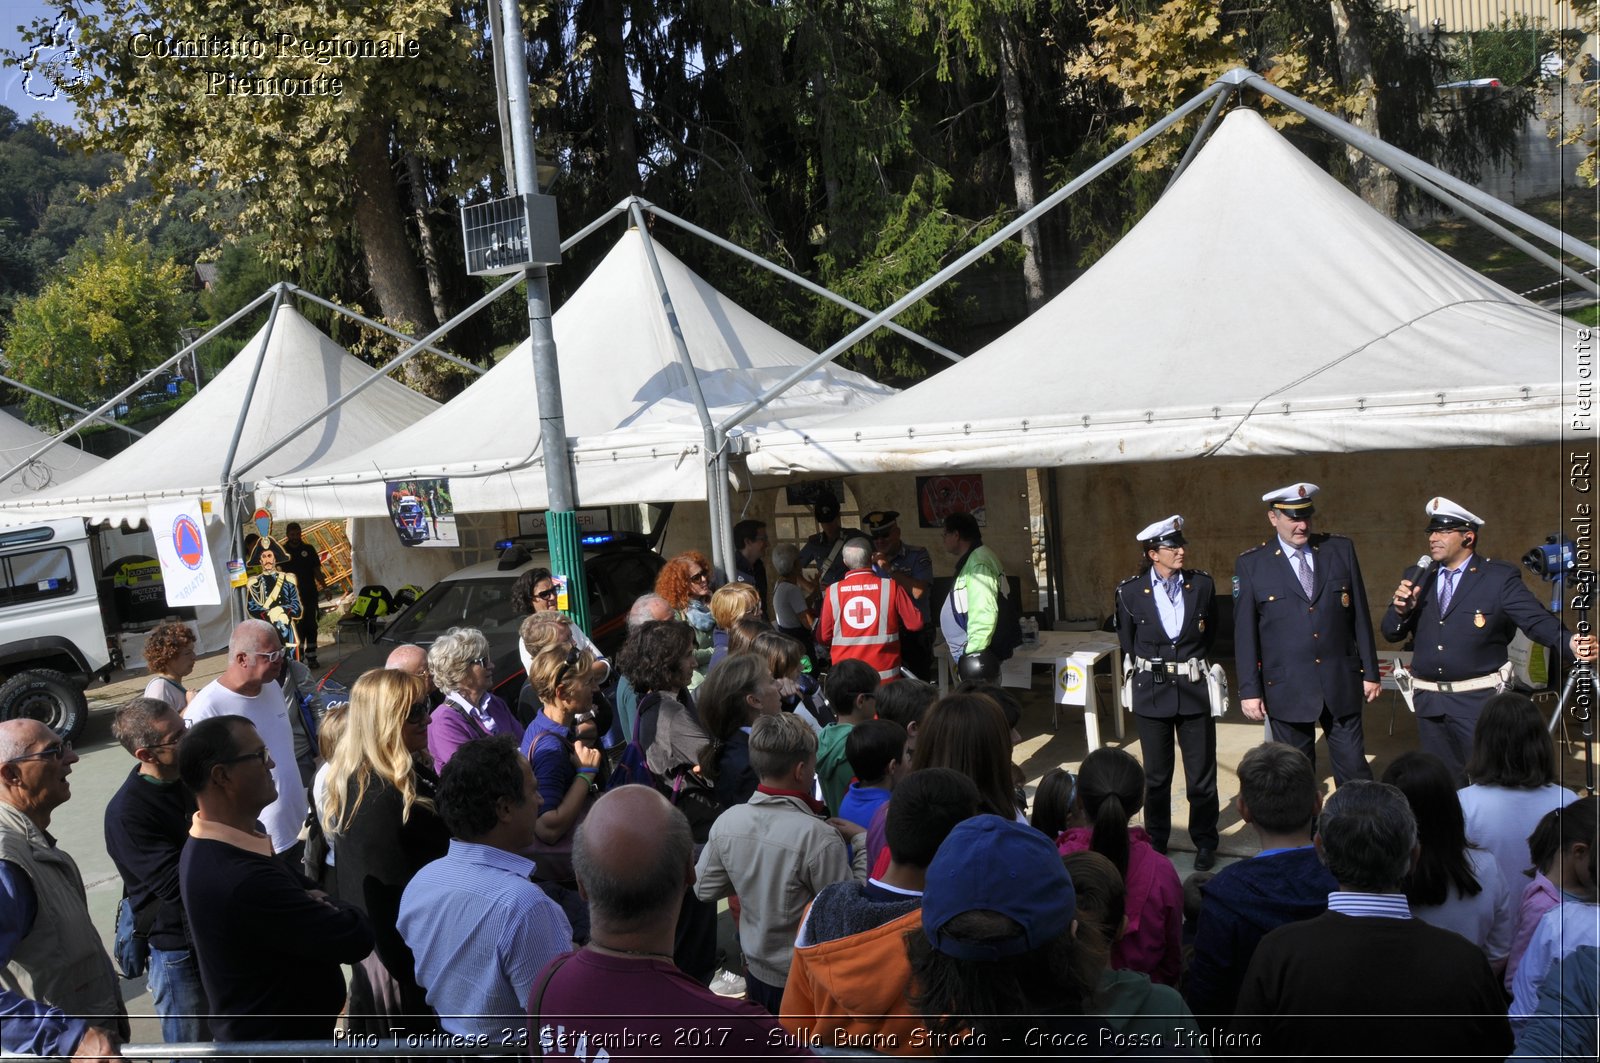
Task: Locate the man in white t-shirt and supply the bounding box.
[185,620,308,863]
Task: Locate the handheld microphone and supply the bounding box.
[1406,554,1433,584]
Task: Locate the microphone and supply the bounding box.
[1406,554,1433,585]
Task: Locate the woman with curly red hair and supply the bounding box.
[655,551,716,680]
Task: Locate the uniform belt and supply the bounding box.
[1411,672,1502,694]
[1131,656,1207,682]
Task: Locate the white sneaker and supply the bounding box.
[708,968,747,997]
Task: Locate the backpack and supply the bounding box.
[607,691,656,791]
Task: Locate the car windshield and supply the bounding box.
[378,578,523,645]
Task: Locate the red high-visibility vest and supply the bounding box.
[826,572,903,680]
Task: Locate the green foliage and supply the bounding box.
[2,227,192,426]
[1447,17,1552,85]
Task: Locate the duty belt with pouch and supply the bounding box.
[1129,655,1228,717]
[1131,654,1207,682]
[1391,658,1512,713]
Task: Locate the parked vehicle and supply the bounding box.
[317,532,665,701]
[0,520,122,742]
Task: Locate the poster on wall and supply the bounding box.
[149,499,222,607]
[916,474,986,528]
[386,478,460,548]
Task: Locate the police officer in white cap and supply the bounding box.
[1382,497,1596,782]
[1233,483,1380,786]
[1115,515,1218,869]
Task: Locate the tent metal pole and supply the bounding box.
[284,287,487,375]
[627,200,731,574]
[641,202,965,364]
[1379,160,1600,299]
[0,287,278,486]
[716,78,1230,435]
[1165,84,1234,192]
[1242,72,1599,267]
[561,201,630,254]
[0,370,144,437]
[230,274,524,480]
[220,287,288,488]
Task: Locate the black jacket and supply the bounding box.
[1115,568,1216,719]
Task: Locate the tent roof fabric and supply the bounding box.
[261,228,896,519]
[0,410,106,499]
[744,109,1576,477]
[0,305,440,525]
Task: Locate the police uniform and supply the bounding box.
[1381,498,1573,782]
[1116,515,1219,864]
[1233,483,1378,785]
[864,510,935,679]
[797,498,861,591]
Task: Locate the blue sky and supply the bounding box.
[2,0,85,127]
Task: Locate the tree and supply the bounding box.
[2,227,191,426]
[11,1,506,335]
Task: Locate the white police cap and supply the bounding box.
[1136,515,1186,548]
[1262,483,1319,514]
[1425,497,1485,531]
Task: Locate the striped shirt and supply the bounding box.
[1327,891,1412,919]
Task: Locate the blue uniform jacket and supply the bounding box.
[1233,533,1379,724]
[1380,555,1569,719]
[1115,569,1216,719]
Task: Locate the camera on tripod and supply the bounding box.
[1523,535,1577,582]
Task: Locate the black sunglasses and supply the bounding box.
[533,586,559,602]
[222,748,270,768]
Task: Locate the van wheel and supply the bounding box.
[0,670,88,744]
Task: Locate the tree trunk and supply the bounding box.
[350,124,435,332]
[404,152,452,326]
[996,20,1046,312]
[599,0,643,199]
[1329,0,1396,217]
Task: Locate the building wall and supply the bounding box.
[1048,444,1573,633]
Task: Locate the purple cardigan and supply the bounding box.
[1058,825,1183,986]
[428,693,525,769]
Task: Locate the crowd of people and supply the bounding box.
[1,495,1597,1061]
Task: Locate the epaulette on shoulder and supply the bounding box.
[1117,573,1143,588]
[1239,541,1272,557]
[1187,569,1212,580]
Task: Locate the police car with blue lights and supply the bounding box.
[316,530,664,702]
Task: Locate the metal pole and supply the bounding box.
[285,286,488,375]
[627,201,730,575]
[1165,83,1234,191]
[0,370,144,437]
[715,78,1230,435]
[560,201,630,255]
[0,286,278,485]
[498,0,588,632]
[219,286,289,623]
[641,201,965,364]
[1242,71,1599,266]
[231,274,523,480]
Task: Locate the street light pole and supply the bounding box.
[496,0,589,631]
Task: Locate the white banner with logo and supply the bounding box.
[150,499,222,607]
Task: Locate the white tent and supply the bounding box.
[0,410,105,497]
[260,228,897,518]
[743,109,1576,477]
[0,305,440,525]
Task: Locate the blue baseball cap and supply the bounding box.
[921,815,1076,961]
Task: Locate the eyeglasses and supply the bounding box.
[252,649,286,664]
[145,735,185,750]
[469,656,492,668]
[5,741,71,765]
[533,586,559,602]
[222,748,270,768]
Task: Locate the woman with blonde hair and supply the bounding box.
[708,582,763,670]
[321,668,450,1032]
[521,645,604,854]
[426,626,523,768]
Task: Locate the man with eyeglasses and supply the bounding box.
[1234,483,1381,787]
[178,716,373,1043]
[104,698,208,1046]
[184,619,309,867]
[1382,496,1597,782]
[0,718,128,1060]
